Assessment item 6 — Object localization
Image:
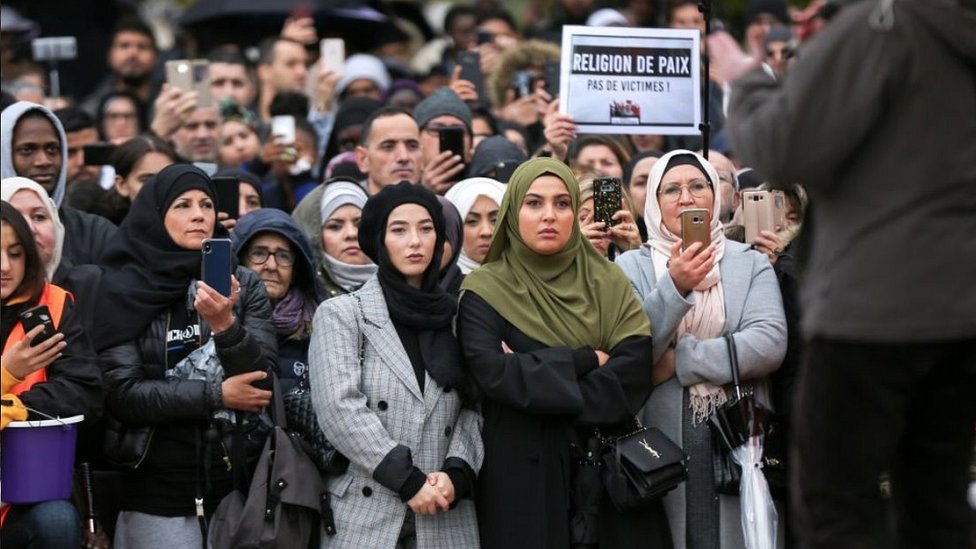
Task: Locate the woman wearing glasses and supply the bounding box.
[616,150,787,549]
[232,208,322,394]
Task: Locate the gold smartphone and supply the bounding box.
[680,208,710,254]
[742,190,786,243]
[165,59,211,108]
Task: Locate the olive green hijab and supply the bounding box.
[461,158,650,350]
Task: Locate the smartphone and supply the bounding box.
[320,38,345,75]
[476,30,494,45]
[592,177,623,231]
[680,208,711,254]
[457,51,486,103]
[742,190,787,243]
[165,59,211,108]
[439,127,466,158]
[271,115,296,145]
[201,238,233,298]
[212,176,240,220]
[19,305,57,347]
[543,60,561,99]
[83,143,116,166]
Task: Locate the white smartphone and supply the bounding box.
[271,115,296,145]
[320,38,345,75]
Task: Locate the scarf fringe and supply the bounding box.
[690,384,728,425]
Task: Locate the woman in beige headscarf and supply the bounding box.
[615,149,787,549]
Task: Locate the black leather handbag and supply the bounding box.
[282,379,349,476]
[600,418,688,511]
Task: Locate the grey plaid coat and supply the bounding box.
[309,276,483,548]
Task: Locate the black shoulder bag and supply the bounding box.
[600,417,689,511]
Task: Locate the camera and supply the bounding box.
[511,70,537,99]
[31,37,77,62]
[203,241,213,253]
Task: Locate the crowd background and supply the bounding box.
[1,0,974,548]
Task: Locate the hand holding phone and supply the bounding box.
[165,59,211,108]
[19,305,57,347]
[438,127,466,159]
[457,51,486,104]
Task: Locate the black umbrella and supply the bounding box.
[179,0,409,53]
[708,333,778,548]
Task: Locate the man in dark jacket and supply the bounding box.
[1,101,118,265]
[713,0,976,547]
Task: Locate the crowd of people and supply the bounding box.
[1,0,974,548]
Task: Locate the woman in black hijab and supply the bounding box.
[308,182,482,548]
[95,164,277,548]
[437,196,465,295]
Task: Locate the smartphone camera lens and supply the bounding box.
[203,242,211,252]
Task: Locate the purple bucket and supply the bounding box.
[1,415,83,504]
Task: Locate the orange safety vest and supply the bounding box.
[3,283,71,395]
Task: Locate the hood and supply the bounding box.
[231,208,320,300]
[1,101,69,207]
[898,0,976,66]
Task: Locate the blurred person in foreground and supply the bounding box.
[711,0,976,547]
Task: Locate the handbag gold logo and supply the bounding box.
[639,438,660,459]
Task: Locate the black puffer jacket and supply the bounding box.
[101,267,277,516]
[103,267,276,422]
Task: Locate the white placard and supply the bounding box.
[559,26,701,135]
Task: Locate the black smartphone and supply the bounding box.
[212,176,240,219]
[439,127,466,159]
[457,51,485,103]
[592,177,623,231]
[83,143,116,166]
[201,238,233,297]
[543,59,561,99]
[476,30,494,45]
[19,305,57,347]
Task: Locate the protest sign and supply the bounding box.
[559,26,701,135]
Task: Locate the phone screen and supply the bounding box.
[201,239,233,298]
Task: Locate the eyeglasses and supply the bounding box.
[246,247,294,266]
[657,179,713,202]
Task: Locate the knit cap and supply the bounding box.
[413,87,472,132]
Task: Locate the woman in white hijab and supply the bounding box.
[615,150,788,549]
[317,180,378,298]
[444,177,506,274]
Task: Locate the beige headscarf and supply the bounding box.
[1,177,64,281]
[643,150,728,423]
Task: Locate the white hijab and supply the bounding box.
[444,177,506,274]
[643,150,728,423]
[1,177,64,281]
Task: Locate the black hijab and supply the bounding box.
[437,196,464,295]
[93,164,223,350]
[358,182,467,396]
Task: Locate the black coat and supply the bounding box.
[60,204,117,266]
[100,267,277,516]
[457,292,672,549]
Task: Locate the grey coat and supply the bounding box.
[616,240,787,549]
[309,276,483,548]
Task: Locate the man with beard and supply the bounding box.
[1,101,117,265]
[170,105,220,165]
[80,17,159,116]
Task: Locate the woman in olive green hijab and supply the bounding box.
[457,158,672,549]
